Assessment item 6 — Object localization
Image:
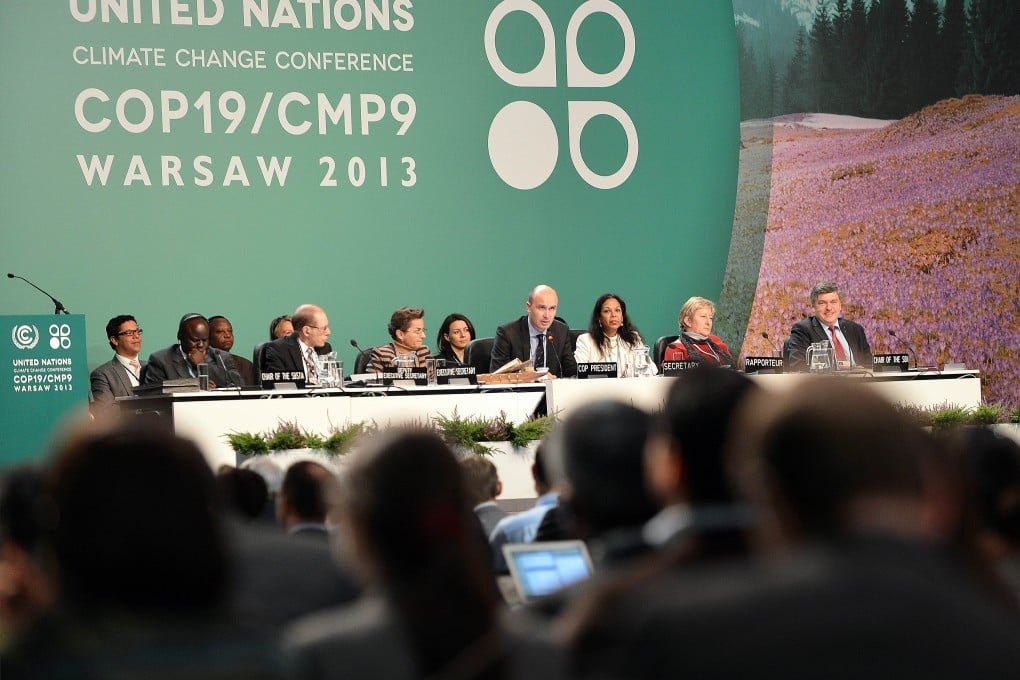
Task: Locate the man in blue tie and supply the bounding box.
[490,284,577,378]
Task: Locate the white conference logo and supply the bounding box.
[49,323,72,350]
[485,0,638,190]
[11,324,39,350]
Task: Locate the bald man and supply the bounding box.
[490,284,577,377]
[260,304,334,385]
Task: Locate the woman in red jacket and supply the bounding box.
[663,296,733,367]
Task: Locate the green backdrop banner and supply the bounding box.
[1,2,740,381]
[1,315,89,464]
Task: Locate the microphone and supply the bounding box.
[888,329,931,371]
[7,273,70,314]
[350,338,372,376]
[761,331,780,358]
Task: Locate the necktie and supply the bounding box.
[829,325,848,363]
[534,333,545,369]
[129,360,141,379]
[305,347,318,384]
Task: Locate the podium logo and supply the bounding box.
[11,324,39,350]
[49,324,72,350]
[485,0,638,190]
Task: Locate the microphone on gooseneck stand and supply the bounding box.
[7,273,71,314]
[761,331,780,358]
[887,329,930,371]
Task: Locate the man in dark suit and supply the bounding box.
[142,313,243,388]
[90,314,146,418]
[259,304,334,385]
[208,315,255,386]
[785,281,871,371]
[276,461,334,540]
[490,284,577,377]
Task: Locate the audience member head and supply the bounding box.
[337,429,499,676]
[105,315,142,358]
[526,284,559,333]
[436,313,475,358]
[276,461,334,530]
[207,315,235,352]
[677,296,715,336]
[176,313,210,354]
[460,456,502,508]
[809,281,843,326]
[559,401,658,540]
[216,466,269,521]
[588,293,641,349]
[733,377,931,547]
[240,456,284,496]
[45,425,228,614]
[269,314,293,340]
[292,304,330,349]
[0,466,56,634]
[532,440,555,497]
[387,307,426,351]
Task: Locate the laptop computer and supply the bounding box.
[502,540,594,602]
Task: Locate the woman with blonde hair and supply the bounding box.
[663,296,733,367]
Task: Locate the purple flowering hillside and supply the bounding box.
[742,95,1019,403]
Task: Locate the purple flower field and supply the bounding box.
[741,95,1020,404]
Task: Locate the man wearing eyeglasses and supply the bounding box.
[261,304,334,385]
[90,314,146,418]
[142,313,243,388]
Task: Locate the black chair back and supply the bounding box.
[653,335,679,369]
[466,337,495,374]
[569,328,585,352]
[354,348,373,374]
[252,342,269,376]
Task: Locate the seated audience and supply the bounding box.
[3,425,287,678]
[269,314,294,340]
[277,461,335,540]
[284,430,514,679]
[573,293,655,376]
[89,314,145,419]
[490,443,561,573]
[366,307,431,372]
[261,305,334,385]
[208,315,255,386]
[216,466,270,522]
[490,284,577,377]
[460,456,507,538]
[663,296,733,366]
[569,378,1020,678]
[435,313,475,367]
[142,313,243,388]
[786,281,872,371]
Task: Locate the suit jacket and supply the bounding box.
[490,317,577,378]
[786,316,871,371]
[229,353,256,386]
[142,345,243,388]
[90,356,145,414]
[260,334,334,376]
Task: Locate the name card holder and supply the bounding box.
[380,367,428,386]
[436,366,477,385]
[577,362,618,379]
[744,356,785,374]
[872,353,909,372]
[261,371,307,390]
[661,360,699,376]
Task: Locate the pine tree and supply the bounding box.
[782,27,813,114]
[959,0,1020,95]
[907,0,943,111]
[941,0,967,97]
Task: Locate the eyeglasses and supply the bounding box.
[404,327,427,335]
[116,329,143,337]
[308,325,331,332]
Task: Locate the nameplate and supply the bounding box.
[260,371,307,390]
[380,367,427,385]
[872,353,909,372]
[661,360,699,376]
[577,362,618,379]
[436,366,477,385]
[743,356,785,374]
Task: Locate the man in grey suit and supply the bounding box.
[90,314,145,419]
[142,313,243,388]
[490,284,577,377]
[785,281,872,371]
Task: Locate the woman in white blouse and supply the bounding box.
[574,293,655,376]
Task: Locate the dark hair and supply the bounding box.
[105,315,136,350]
[269,314,292,340]
[47,425,228,612]
[341,430,500,677]
[436,313,475,356]
[216,467,269,521]
[460,456,499,506]
[176,313,207,342]
[562,401,658,537]
[588,293,641,353]
[387,307,424,340]
[946,427,1020,544]
[0,466,46,554]
[207,315,228,326]
[279,461,332,523]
